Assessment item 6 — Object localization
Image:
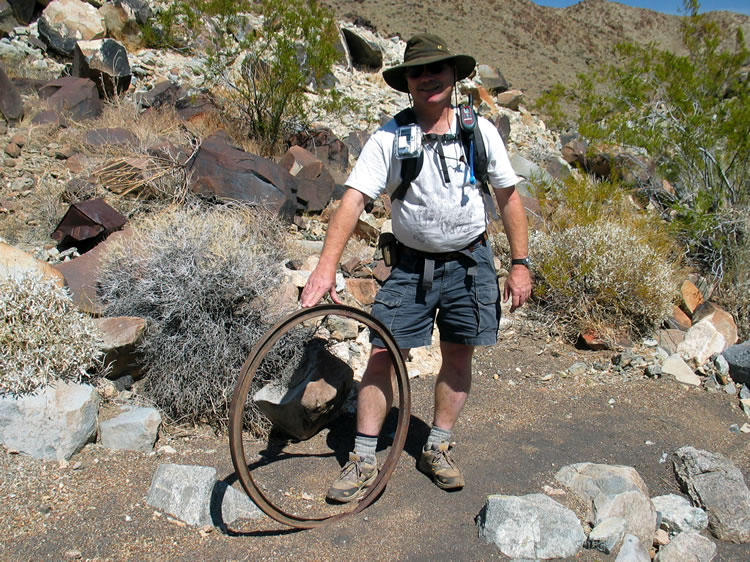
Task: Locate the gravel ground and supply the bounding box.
[2,319,750,560]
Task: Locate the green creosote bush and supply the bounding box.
[530,220,679,343]
[96,204,313,436]
[535,0,748,285]
[198,0,340,155]
[0,273,104,397]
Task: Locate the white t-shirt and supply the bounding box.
[346,109,520,253]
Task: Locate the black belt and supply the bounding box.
[399,232,487,290]
[399,231,488,262]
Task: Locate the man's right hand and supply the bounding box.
[301,265,342,307]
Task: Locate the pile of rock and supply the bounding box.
[477,450,750,559]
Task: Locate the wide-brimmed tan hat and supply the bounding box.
[383,34,476,93]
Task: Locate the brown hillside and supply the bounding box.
[324,0,750,105]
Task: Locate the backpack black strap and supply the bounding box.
[392,108,422,202]
[391,104,493,209]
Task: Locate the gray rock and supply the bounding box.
[38,0,106,57]
[615,534,650,561]
[586,516,626,554]
[662,354,701,386]
[652,494,708,535]
[672,446,750,542]
[146,464,263,527]
[476,493,585,559]
[476,63,509,93]
[677,320,726,367]
[99,407,161,452]
[654,532,716,561]
[72,38,132,98]
[714,353,730,375]
[0,382,99,460]
[93,316,145,379]
[556,463,657,547]
[341,27,382,69]
[723,340,750,385]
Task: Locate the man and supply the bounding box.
[301,34,531,502]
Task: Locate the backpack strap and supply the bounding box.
[458,101,497,218]
[392,108,423,202]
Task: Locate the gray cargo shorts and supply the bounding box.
[369,239,501,349]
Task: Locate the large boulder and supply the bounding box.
[340,27,382,69]
[253,338,354,440]
[0,242,66,286]
[0,382,99,460]
[146,464,263,527]
[72,38,132,98]
[38,77,103,121]
[556,463,657,547]
[672,446,750,542]
[7,0,34,24]
[99,406,161,452]
[476,493,585,559]
[38,0,106,57]
[723,340,750,385]
[654,532,716,562]
[189,131,297,220]
[93,316,146,379]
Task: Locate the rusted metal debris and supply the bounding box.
[51,198,126,253]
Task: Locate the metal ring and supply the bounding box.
[229,304,411,529]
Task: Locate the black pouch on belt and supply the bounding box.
[378,232,399,267]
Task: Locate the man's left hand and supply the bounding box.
[503,265,532,312]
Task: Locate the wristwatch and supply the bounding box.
[511,257,531,268]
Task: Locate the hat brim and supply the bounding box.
[383,54,476,93]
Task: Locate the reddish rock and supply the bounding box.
[680,280,705,317]
[51,198,126,253]
[372,260,391,283]
[30,110,69,127]
[579,328,610,350]
[188,131,297,220]
[495,89,524,111]
[346,278,379,306]
[0,63,23,124]
[4,142,20,158]
[340,256,363,276]
[693,302,738,347]
[54,229,131,314]
[670,305,693,331]
[94,316,146,379]
[39,77,103,121]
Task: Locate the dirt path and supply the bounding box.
[2,323,749,560]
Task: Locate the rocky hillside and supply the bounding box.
[323,0,750,104]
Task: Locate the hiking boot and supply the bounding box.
[326,452,378,503]
[418,442,465,490]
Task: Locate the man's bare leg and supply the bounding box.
[357,346,410,435]
[418,341,474,490]
[432,341,474,430]
[327,345,409,503]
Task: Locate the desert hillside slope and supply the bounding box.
[324,0,750,105]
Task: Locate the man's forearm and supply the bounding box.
[318,187,368,272]
[493,186,529,259]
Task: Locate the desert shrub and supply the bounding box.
[535,0,749,288]
[96,204,309,435]
[0,273,104,396]
[196,0,340,154]
[530,220,679,342]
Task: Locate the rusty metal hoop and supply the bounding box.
[228,304,411,529]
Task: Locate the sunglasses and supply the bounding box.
[406,62,450,79]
